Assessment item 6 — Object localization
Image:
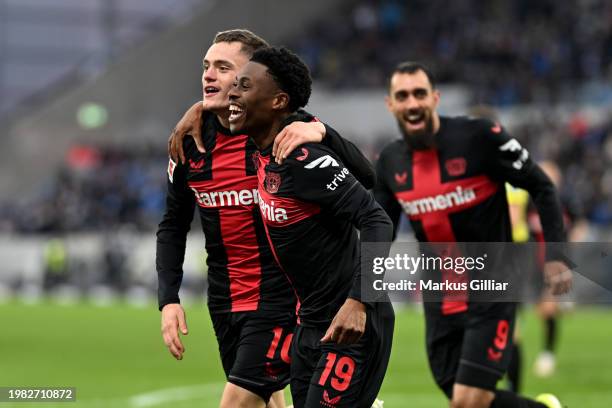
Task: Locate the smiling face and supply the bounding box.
[386,70,440,149]
[201,41,250,116]
[227,61,288,138]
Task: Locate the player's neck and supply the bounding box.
[432,113,441,134]
[252,113,291,151]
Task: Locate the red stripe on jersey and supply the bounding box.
[257,154,320,227]
[400,150,500,315]
[260,214,302,324]
[212,133,261,312]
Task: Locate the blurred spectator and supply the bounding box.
[0,113,610,232]
[290,0,612,106]
[0,144,167,233]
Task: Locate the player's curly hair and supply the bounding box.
[250,46,312,112]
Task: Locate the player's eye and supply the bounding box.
[414,89,427,99]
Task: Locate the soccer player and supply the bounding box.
[156,30,375,408]
[227,46,395,408]
[374,62,572,408]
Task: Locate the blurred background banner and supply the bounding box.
[0,1,611,406]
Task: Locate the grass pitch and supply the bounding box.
[0,301,610,407]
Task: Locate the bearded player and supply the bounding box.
[374,62,572,408]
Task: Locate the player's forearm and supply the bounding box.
[523,167,568,262]
[156,233,188,310]
[524,168,565,244]
[155,198,193,310]
[322,124,376,189]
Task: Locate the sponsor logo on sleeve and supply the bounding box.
[326,168,350,191]
[304,155,339,169]
[167,158,176,183]
[499,139,529,170]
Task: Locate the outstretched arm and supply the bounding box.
[273,112,376,188]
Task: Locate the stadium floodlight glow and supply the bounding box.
[76,102,108,129]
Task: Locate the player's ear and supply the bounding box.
[385,94,393,112]
[432,89,441,109]
[273,92,289,111]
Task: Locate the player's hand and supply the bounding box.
[161,303,189,360]
[273,121,325,164]
[543,260,573,295]
[321,298,366,345]
[168,101,206,164]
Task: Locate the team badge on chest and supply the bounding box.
[265,172,282,193]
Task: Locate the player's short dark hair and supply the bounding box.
[388,61,437,90]
[213,29,269,56]
[250,46,312,112]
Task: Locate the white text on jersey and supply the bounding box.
[399,186,476,215]
[191,188,259,207]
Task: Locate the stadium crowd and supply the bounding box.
[291,0,612,105]
[0,145,167,233]
[0,113,610,233]
[1,0,611,233]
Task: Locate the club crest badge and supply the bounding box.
[265,172,281,193]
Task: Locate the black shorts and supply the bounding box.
[290,302,394,408]
[211,309,296,402]
[425,302,517,398]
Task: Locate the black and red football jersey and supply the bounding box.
[157,112,377,314]
[256,140,393,327]
[374,116,566,314]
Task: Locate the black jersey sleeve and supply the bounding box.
[287,144,393,302]
[283,110,376,189]
[156,157,196,310]
[481,120,567,259]
[320,123,376,189]
[373,149,403,239]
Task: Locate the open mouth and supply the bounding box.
[403,110,426,127]
[204,86,220,97]
[228,104,244,123]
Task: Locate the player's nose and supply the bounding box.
[228,84,239,101]
[203,66,216,82]
[406,95,420,109]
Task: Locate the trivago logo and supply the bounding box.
[259,197,288,223]
[399,186,476,215]
[191,188,259,207]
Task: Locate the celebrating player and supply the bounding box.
[227,46,395,408]
[156,30,375,408]
[374,62,572,408]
